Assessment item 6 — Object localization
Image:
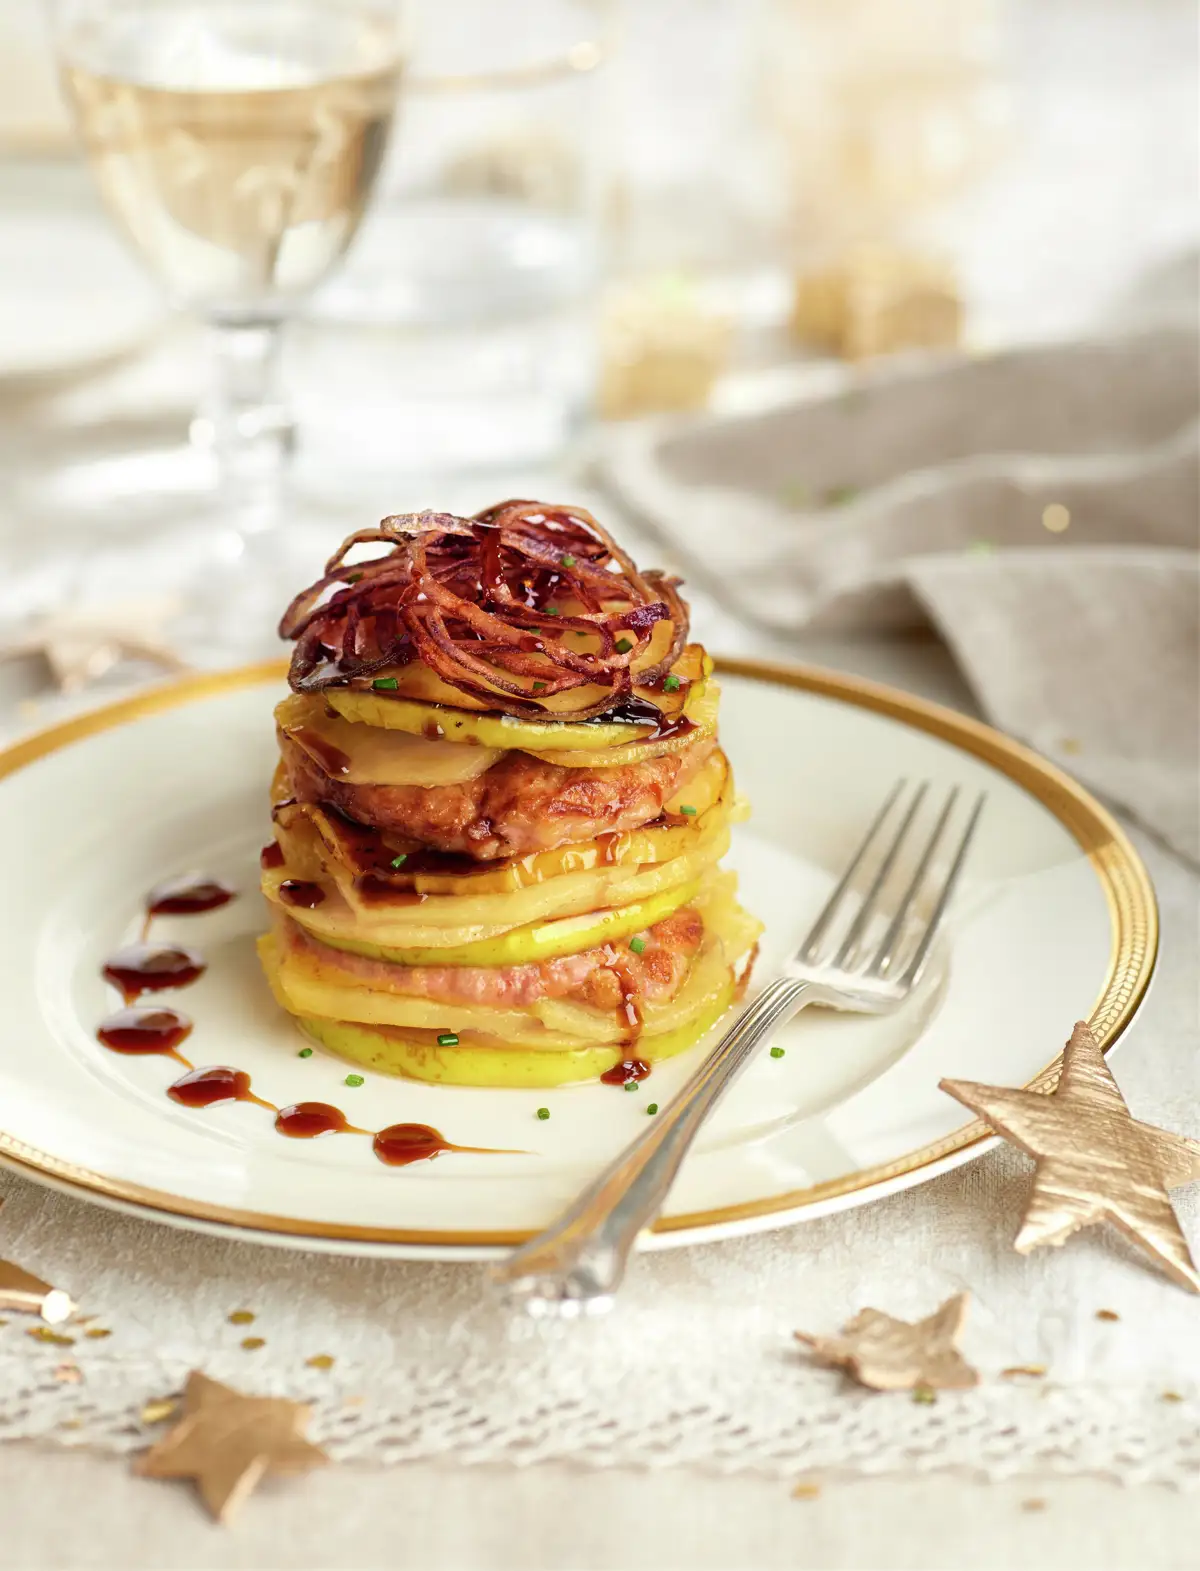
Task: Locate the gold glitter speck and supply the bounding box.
[26,1326,74,1345]
[1022,1498,1048,1513]
[1095,1309,1119,1322]
[1001,1364,1047,1379]
[1161,1390,1184,1403]
[306,1354,335,1370]
[84,1327,112,1339]
[241,1336,266,1351]
[140,1398,180,1425]
[228,1310,256,1326]
[792,1482,821,1501]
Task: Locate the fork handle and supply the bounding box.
[490,977,813,1310]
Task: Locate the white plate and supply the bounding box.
[0,658,1156,1258]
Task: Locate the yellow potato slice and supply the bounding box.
[315,879,701,968]
[275,694,502,785]
[292,981,737,1088]
[263,825,729,948]
[322,645,712,753]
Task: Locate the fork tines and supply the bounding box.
[798,778,985,986]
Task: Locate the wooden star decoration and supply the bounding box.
[941,1021,1200,1293]
[0,599,190,692]
[795,1292,979,1391]
[0,1259,74,1323]
[135,1371,329,1523]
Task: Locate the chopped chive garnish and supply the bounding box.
[575,631,589,639]
[536,1107,550,1120]
[769,1046,785,1059]
[544,607,559,616]
[437,1032,460,1047]
[615,637,633,654]
[532,682,547,692]
[390,854,408,869]
[662,675,681,693]
[647,1102,659,1115]
[561,554,576,567]
[372,676,398,691]
[624,1080,639,1092]
[629,936,647,955]
[298,1047,313,1058]
[679,805,697,816]
[345,1073,364,1087]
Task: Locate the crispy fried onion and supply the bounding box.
[279,501,689,719]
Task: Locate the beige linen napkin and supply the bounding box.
[603,321,1200,862]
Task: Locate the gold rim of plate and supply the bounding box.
[0,656,1159,1249]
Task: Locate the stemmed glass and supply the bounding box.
[42,0,407,655]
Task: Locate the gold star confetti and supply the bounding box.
[941,1022,1200,1293]
[0,1260,74,1324]
[135,1371,328,1523]
[0,599,189,692]
[794,1292,979,1392]
[26,1326,75,1346]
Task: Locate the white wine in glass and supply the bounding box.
[61,1,400,316]
[48,0,405,639]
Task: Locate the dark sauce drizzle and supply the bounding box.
[96,872,505,1168]
[98,1005,193,1066]
[601,1057,652,1087]
[103,942,205,1006]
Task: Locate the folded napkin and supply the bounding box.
[603,314,1200,863]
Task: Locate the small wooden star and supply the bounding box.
[0,1259,74,1323]
[941,1021,1200,1293]
[135,1371,328,1522]
[795,1292,979,1391]
[0,600,189,692]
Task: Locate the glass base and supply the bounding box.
[5,417,363,669]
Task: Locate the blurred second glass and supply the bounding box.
[308,0,607,471]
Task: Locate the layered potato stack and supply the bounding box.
[258,502,760,1088]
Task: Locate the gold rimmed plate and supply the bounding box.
[0,658,1156,1257]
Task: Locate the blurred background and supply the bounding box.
[0,0,1195,676]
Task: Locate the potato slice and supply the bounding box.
[312,879,700,968]
[275,694,502,785]
[263,825,729,947]
[322,644,712,753]
[290,981,737,1087]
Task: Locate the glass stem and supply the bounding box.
[194,319,295,533]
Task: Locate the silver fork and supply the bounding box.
[490,778,986,1316]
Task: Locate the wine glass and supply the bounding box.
[41,0,407,655]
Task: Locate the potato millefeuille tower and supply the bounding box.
[258,501,761,1089]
